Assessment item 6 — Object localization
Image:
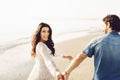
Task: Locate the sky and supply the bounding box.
[29,0,120,18]
[0,0,120,33]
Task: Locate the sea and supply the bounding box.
[0,18,102,53]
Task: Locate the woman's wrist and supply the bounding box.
[56,69,62,78]
[56,68,60,72]
[64,71,70,76]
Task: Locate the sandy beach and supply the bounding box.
[54,32,101,80]
[0,31,103,80]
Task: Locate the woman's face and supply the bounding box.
[40,27,50,42]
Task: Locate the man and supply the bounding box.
[59,14,120,80]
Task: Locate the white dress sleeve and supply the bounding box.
[36,42,58,77]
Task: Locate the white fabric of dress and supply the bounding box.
[28,42,58,80]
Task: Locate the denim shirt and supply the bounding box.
[83,31,120,80]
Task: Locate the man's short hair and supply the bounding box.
[103,14,120,32]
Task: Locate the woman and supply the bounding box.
[28,22,72,80]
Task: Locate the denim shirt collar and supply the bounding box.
[108,31,119,36]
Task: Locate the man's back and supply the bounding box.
[83,31,120,80]
[93,31,120,80]
[62,14,120,80]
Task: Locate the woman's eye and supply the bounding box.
[47,31,50,33]
[42,30,46,32]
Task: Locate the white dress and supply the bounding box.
[28,42,59,80]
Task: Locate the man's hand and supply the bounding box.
[62,72,70,80]
[56,72,64,80]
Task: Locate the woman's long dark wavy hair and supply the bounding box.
[31,22,55,57]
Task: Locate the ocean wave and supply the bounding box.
[0,28,99,54]
[0,37,31,54]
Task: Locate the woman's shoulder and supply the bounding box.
[36,42,51,54]
[36,42,47,53]
[36,42,47,49]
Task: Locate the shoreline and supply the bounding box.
[54,32,101,80]
[0,31,103,80]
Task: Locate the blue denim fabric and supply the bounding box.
[83,31,120,80]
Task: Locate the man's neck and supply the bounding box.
[107,30,118,34]
[104,28,112,34]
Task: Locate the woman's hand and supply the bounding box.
[63,55,73,60]
[56,72,64,80]
[57,74,64,80]
[62,71,70,80]
[56,69,65,80]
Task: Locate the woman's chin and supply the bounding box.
[44,39,48,42]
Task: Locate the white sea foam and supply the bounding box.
[53,31,89,43]
[0,19,102,53]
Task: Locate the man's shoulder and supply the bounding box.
[91,35,105,43]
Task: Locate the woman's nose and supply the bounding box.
[45,32,49,36]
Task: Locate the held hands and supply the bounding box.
[57,73,64,80]
[62,72,70,80]
[56,72,70,80]
[56,71,64,80]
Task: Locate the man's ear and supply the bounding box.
[106,22,110,28]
